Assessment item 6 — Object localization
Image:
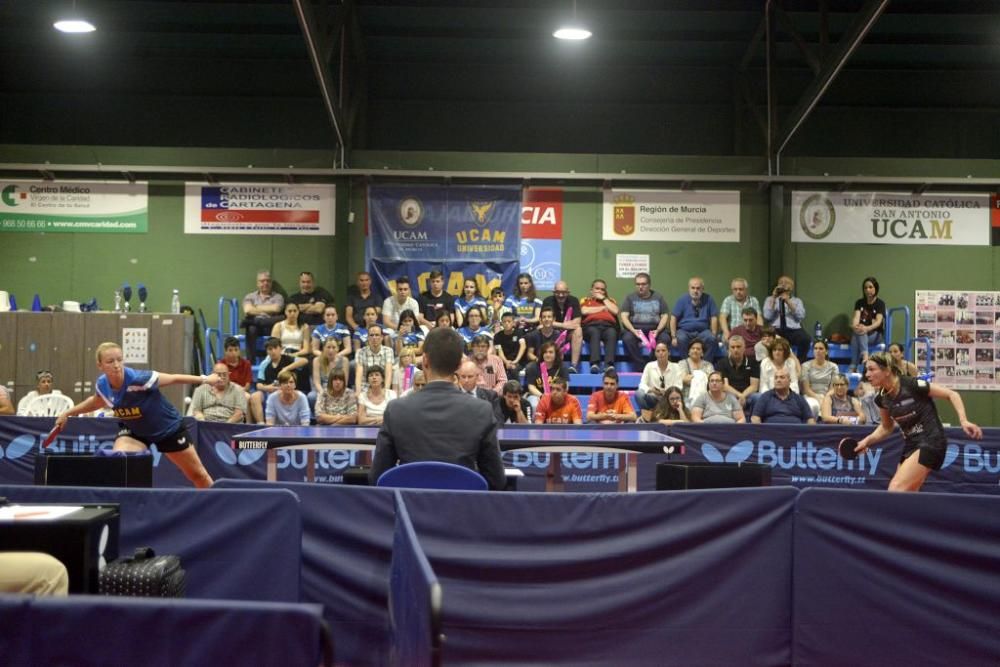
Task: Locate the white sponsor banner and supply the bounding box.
[791,191,989,245]
[615,254,649,279]
[915,290,998,391]
[184,183,335,235]
[602,189,740,242]
[0,180,148,233]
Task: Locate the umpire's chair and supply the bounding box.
[376,461,488,491]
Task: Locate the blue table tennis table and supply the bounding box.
[233,425,683,492]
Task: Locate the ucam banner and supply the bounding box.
[367,184,522,298]
[183,183,335,235]
[602,189,740,242]
[0,180,148,233]
[791,191,990,245]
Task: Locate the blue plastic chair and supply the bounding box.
[376,461,488,490]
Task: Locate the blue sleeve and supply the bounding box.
[672,297,685,318]
[129,368,156,388]
[707,295,720,317]
[296,394,311,426]
[265,393,276,421]
[752,393,768,418]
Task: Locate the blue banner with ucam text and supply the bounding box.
[367,184,522,298]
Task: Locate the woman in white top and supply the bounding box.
[271,302,311,359]
[357,366,397,425]
[636,342,684,419]
[678,339,713,406]
[690,371,745,424]
[801,339,837,416]
[758,336,800,393]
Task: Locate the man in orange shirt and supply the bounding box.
[587,369,637,424]
[533,376,583,424]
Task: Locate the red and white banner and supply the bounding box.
[184,183,335,235]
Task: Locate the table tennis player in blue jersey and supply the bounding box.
[55,341,220,488]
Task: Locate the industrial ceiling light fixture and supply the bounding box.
[54,0,96,33]
[553,0,591,40]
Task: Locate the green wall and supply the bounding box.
[2,144,998,424]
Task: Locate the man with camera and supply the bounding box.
[762,275,811,362]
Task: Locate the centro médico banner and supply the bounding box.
[0,180,148,233]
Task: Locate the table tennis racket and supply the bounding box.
[838,437,859,460]
[42,423,64,448]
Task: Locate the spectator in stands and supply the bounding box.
[586,368,637,424]
[382,276,420,335]
[222,337,253,392]
[850,276,886,372]
[853,379,882,425]
[731,306,765,352]
[352,306,380,354]
[271,302,311,393]
[581,278,620,373]
[191,362,247,423]
[636,342,684,420]
[533,376,583,424]
[16,370,62,415]
[393,346,420,394]
[678,339,714,407]
[469,334,507,392]
[311,306,352,358]
[0,384,14,415]
[498,380,532,424]
[0,552,69,595]
[758,337,800,394]
[525,341,569,409]
[457,359,501,418]
[357,366,396,425]
[313,337,349,403]
[801,339,837,416]
[241,270,284,362]
[762,274,811,362]
[620,272,671,366]
[820,374,865,425]
[754,325,776,362]
[417,269,455,328]
[457,307,492,348]
[505,272,542,332]
[526,307,560,362]
[715,335,759,410]
[720,278,762,342]
[650,386,688,425]
[287,271,334,327]
[355,324,395,392]
[888,342,919,377]
[454,278,488,328]
[434,310,453,329]
[670,276,720,362]
[249,337,308,424]
[393,310,425,359]
[493,311,527,375]
[265,370,311,426]
[401,370,426,396]
[540,280,583,373]
[691,371,745,424]
[345,271,381,332]
[486,286,511,332]
[315,369,358,425]
[751,368,815,424]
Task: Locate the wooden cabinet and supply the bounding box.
[0,312,193,411]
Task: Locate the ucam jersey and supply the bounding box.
[504,295,542,320]
[312,322,351,345]
[96,367,182,442]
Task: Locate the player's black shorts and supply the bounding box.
[900,437,946,470]
[116,424,192,453]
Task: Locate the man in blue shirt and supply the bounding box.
[751,368,815,425]
[669,276,720,362]
[55,341,220,488]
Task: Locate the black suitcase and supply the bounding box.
[100,546,186,597]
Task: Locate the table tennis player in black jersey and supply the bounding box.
[854,351,982,492]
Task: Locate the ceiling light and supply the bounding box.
[554,0,591,40]
[54,19,96,33]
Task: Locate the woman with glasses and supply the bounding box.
[637,342,683,421]
[651,386,689,425]
[690,371,745,424]
[854,351,981,492]
[820,373,865,425]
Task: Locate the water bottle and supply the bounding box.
[113,290,122,313]
[813,320,823,341]
[171,289,181,314]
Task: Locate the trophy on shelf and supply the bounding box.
[137,283,148,313]
[122,283,132,313]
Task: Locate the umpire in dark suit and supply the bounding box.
[369,326,506,489]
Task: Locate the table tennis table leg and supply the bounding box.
[546,454,565,492]
[306,450,316,483]
[618,453,638,493]
[267,450,277,482]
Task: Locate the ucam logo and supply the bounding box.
[214,441,267,466]
[699,440,883,476]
